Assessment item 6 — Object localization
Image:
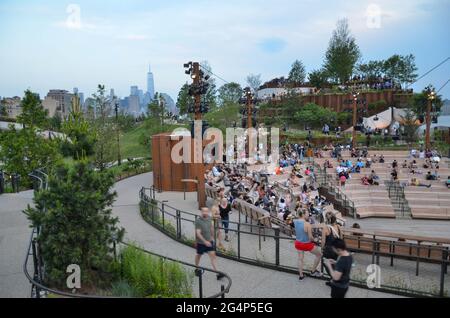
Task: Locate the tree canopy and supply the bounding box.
[323,19,361,84]
[288,60,306,85]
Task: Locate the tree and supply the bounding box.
[17,90,49,129]
[308,69,329,89]
[91,85,116,170]
[0,99,7,117]
[176,83,193,116]
[24,161,124,285]
[356,60,385,80]
[397,54,418,88]
[217,82,243,106]
[295,103,337,129]
[279,92,303,125]
[246,74,262,94]
[323,19,361,84]
[410,90,443,122]
[0,89,60,182]
[148,92,166,128]
[401,108,419,144]
[288,60,306,85]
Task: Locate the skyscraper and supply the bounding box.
[147,64,155,99]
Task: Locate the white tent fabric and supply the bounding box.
[345,107,409,132]
[418,115,450,136]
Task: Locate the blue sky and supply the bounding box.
[0,0,449,100]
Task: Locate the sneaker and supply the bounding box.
[299,275,305,281]
[217,273,225,280]
[325,281,332,287]
[310,271,323,278]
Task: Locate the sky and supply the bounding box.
[0,0,449,100]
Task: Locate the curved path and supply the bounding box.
[0,172,400,298]
[112,172,399,298]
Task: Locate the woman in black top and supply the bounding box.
[219,198,232,241]
[324,239,353,298]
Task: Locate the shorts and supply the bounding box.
[196,241,216,255]
[295,241,315,252]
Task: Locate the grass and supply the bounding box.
[120,120,187,159]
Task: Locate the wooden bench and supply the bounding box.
[343,229,450,274]
[205,184,220,201]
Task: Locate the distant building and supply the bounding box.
[128,95,140,116]
[46,89,73,119]
[1,96,22,119]
[130,86,139,96]
[160,93,177,115]
[147,65,155,99]
[42,96,58,117]
[441,99,450,116]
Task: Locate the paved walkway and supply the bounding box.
[0,172,401,298]
[112,173,400,298]
[0,191,34,297]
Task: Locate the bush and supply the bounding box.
[119,245,193,298]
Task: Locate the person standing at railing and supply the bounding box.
[195,207,225,280]
[293,210,323,281]
[219,198,232,242]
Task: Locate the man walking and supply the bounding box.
[195,207,224,280]
[323,239,353,298]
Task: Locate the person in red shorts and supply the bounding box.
[293,210,323,280]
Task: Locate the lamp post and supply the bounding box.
[114,100,121,166]
[352,90,360,149]
[425,86,436,150]
[184,61,210,209]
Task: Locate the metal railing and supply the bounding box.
[140,187,450,298]
[385,180,411,218]
[24,169,231,299]
[23,228,231,298]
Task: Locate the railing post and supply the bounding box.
[237,223,241,259]
[439,249,448,297]
[176,210,181,240]
[198,271,203,299]
[274,228,280,266]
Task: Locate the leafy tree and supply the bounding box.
[176,83,193,116]
[288,60,306,85]
[0,99,7,117]
[308,69,329,89]
[217,82,243,106]
[61,104,95,160]
[401,108,419,144]
[17,90,49,129]
[148,92,166,128]
[410,90,443,122]
[0,90,60,182]
[383,54,418,88]
[323,19,361,84]
[356,60,385,80]
[279,92,303,125]
[91,85,116,171]
[295,103,337,129]
[246,74,262,94]
[24,161,124,285]
[49,113,62,131]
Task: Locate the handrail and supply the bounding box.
[23,228,232,298]
[141,187,450,298]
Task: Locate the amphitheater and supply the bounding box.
[140,149,450,298]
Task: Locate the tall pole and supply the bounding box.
[115,101,121,166]
[425,98,431,150]
[192,62,206,209]
[352,91,359,149]
[425,86,436,151]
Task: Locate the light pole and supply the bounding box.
[183,61,210,209]
[425,86,436,150]
[114,100,121,166]
[352,90,360,149]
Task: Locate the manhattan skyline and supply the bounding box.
[0,0,449,99]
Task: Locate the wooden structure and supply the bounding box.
[152,133,200,193]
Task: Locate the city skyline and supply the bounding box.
[0,0,449,100]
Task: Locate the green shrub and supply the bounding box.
[119,245,193,298]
